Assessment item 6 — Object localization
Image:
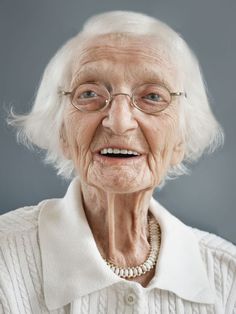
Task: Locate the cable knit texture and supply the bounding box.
[0,205,236,314]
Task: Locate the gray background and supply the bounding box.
[0,0,235,244]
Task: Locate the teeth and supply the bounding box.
[100,148,140,156]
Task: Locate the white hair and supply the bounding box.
[8,10,224,182]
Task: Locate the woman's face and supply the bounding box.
[60,34,185,193]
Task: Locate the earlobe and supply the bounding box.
[59,124,71,159]
[170,140,185,166]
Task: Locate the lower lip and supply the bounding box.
[94,153,145,165]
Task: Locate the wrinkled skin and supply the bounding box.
[60,34,185,286]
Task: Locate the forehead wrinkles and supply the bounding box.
[71,37,178,88]
[73,33,176,69]
[72,61,175,91]
[77,43,173,69]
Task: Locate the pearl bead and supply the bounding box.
[133,268,138,277]
[142,264,147,272]
[128,268,133,277]
[145,263,151,271]
[146,260,152,266]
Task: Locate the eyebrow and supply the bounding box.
[72,64,175,91]
[72,67,107,86]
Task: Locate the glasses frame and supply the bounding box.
[61,83,187,114]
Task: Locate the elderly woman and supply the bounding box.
[1,10,235,314]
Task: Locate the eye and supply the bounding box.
[79,90,98,99]
[143,93,163,102]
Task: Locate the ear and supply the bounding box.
[170,139,185,166]
[59,123,71,159]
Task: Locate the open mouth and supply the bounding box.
[99,148,141,158]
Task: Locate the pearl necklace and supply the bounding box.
[104,216,161,278]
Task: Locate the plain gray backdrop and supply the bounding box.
[0,0,235,244]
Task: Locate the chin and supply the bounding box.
[86,165,154,193]
[100,184,141,194]
[90,177,151,194]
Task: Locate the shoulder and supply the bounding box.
[0,204,41,238]
[0,203,44,268]
[191,227,236,312]
[191,227,236,261]
[0,202,51,312]
[0,202,46,279]
[0,198,62,238]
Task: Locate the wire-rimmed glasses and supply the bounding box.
[61,83,187,114]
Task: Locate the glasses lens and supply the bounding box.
[133,84,171,113]
[72,84,109,112]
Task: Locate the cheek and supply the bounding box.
[158,112,180,148]
[141,110,180,180]
[143,111,179,152]
[64,112,101,173]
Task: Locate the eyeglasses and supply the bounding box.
[61,83,187,114]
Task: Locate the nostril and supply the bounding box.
[102,102,138,134]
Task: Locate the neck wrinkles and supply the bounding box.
[80,181,154,267]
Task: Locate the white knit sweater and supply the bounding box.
[0,178,236,313]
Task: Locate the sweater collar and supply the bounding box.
[38,177,215,310]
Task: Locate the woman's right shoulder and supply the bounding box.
[0,202,50,312]
[0,200,48,239]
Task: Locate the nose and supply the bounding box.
[102,94,138,135]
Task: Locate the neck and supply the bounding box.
[80,181,154,267]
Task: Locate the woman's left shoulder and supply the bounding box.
[191,227,236,312]
[191,226,236,260]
